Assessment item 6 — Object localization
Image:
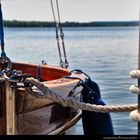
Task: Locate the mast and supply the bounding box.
[138,7,140,134]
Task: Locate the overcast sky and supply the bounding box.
[1,0,140,22]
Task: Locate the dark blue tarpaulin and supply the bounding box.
[0,4,4,47]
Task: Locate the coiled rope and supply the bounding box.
[25,77,137,113]
[129,70,140,122]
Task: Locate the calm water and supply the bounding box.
[4,26,139,135]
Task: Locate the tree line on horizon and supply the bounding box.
[3,20,139,27]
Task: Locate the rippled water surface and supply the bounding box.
[4,27,139,135]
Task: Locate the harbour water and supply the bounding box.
[4,26,138,135]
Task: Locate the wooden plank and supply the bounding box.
[48,110,81,135]
[0,79,6,135]
[12,62,69,81]
[5,80,16,135]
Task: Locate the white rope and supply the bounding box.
[25,77,137,113]
[24,70,140,122]
[129,110,140,122]
[129,70,140,122]
[130,70,140,79]
[129,85,140,95]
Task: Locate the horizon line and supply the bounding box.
[3,19,139,23]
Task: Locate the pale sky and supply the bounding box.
[1,0,140,22]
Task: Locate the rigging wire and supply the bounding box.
[50,0,63,67]
[56,0,68,68]
[50,0,68,68]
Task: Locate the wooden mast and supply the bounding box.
[138,6,140,135]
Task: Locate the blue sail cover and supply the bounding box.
[0,4,6,57]
[0,4,4,47]
[0,4,11,70]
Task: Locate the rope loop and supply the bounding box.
[129,69,140,122]
[129,110,140,122]
[129,85,140,95]
[130,70,140,79]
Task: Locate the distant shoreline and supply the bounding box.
[4,20,139,27]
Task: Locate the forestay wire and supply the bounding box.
[50,0,68,68]
[0,2,12,74]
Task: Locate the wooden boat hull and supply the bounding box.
[0,61,83,135]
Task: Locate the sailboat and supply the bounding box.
[0,0,116,135]
[0,0,84,135]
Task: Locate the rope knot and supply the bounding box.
[129,85,140,95]
[130,110,140,122]
[130,70,140,79]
